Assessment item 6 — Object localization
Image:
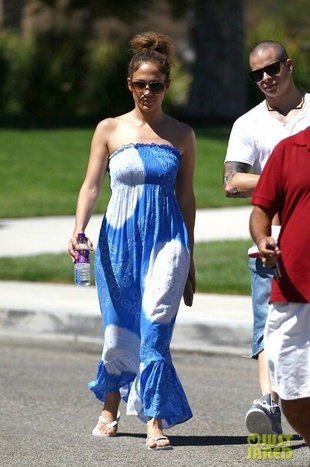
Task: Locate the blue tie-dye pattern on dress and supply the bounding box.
[88,143,192,428]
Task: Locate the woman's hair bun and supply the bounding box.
[130,31,174,65]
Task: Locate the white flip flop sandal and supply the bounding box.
[92,411,120,438]
[146,435,173,450]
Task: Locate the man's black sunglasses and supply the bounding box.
[131,80,166,94]
[249,60,287,83]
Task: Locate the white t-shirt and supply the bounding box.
[224,93,310,174]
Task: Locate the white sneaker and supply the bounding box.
[245,393,282,435]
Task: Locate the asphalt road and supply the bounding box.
[1,337,308,467]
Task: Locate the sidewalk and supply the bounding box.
[0,206,252,257]
[0,207,254,355]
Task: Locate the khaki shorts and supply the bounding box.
[265,302,310,400]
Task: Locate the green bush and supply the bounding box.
[1,19,309,120]
[0,31,35,112]
[0,28,192,119]
[22,30,86,115]
[78,38,133,117]
[0,28,86,115]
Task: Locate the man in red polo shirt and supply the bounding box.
[250,126,310,447]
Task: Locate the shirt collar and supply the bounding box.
[293,126,310,148]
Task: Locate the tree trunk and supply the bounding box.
[0,0,22,30]
[185,0,246,122]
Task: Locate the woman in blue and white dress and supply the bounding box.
[68,31,196,450]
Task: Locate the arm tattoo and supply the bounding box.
[223,161,252,198]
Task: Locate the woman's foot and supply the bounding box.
[92,411,120,437]
[92,391,121,437]
[146,418,172,450]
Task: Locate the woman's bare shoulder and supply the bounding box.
[92,113,136,154]
[164,115,195,150]
[95,116,122,132]
[95,112,135,134]
[166,114,194,135]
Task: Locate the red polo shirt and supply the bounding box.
[252,126,310,303]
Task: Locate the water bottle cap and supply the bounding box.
[77,232,85,239]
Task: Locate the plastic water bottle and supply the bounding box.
[74,232,90,286]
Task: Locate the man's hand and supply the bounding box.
[257,238,281,268]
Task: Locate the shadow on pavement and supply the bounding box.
[116,433,305,449]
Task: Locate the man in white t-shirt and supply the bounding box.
[223,40,310,436]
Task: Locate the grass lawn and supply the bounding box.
[0,127,253,294]
[0,127,248,218]
[0,240,252,295]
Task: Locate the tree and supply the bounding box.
[166,0,246,121]
[0,0,23,29]
[29,0,154,22]
[3,0,309,121]
[21,0,246,122]
[184,0,246,122]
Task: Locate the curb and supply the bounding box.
[0,281,253,356]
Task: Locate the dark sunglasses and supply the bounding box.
[249,60,287,83]
[131,80,166,94]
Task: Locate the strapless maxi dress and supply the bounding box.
[89,143,193,428]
